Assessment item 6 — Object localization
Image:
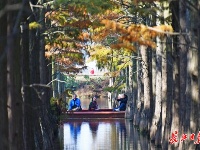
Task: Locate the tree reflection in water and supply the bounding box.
[62,119,155,150]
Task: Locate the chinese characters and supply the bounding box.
[169,131,200,144]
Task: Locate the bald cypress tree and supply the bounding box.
[0,0,8,149]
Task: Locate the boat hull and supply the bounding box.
[61,109,125,119]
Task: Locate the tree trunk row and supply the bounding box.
[124,1,200,149]
[0,0,58,149]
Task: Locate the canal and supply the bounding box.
[59,119,157,150]
[58,95,159,150]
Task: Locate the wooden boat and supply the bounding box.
[61,109,125,119]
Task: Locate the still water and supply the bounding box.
[60,119,153,150]
[59,95,155,150]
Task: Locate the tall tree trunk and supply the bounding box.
[179,0,188,149]
[149,6,156,136]
[29,19,43,150]
[21,23,35,150]
[198,0,200,136]
[139,45,151,133]
[170,45,180,149]
[187,45,197,150]
[39,3,55,149]
[20,0,35,149]
[169,1,180,149]
[161,2,169,148]
[125,53,137,119]
[151,42,156,125]
[0,0,8,148]
[125,64,133,119]
[7,0,23,148]
[132,52,138,120]
[195,1,200,150]
[163,37,173,150]
[161,36,167,146]
[198,1,200,145]
[7,6,15,150]
[150,36,162,145]
[134,46,143,126]
[184,2,198,149]
[125,66,129,92]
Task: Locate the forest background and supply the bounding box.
[0,0,200,149]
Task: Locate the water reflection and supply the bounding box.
[61,94,154,150]
[61,119,153,150]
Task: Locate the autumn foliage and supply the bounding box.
[43,0,173,75]
[44,6,92,73]
[92,19,173,52]
[88,13,173,77]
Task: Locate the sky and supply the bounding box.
[78,60,107,76]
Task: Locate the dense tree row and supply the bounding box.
[1,0,200,149]
[0,0,59,149]
[0,0,116,149]
[88,0,200,149]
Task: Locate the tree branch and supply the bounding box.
[147,26,186,35]
[23,84,51,88]
[47,78,67,86]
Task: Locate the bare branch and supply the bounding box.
[47,78,67,86]
[147,26,186,35]
[23,84,51,88]
[21,84,51,100]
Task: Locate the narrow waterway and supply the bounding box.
[59,119,155,150]
[58,95,160,150]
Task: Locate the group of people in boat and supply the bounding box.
[68,93,128,111]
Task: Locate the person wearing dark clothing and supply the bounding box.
[114,94,128,111]
[88,96,99,110]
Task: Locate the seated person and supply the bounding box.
[113,93,128,111]
[88,96,99,110]
[68,94,82,111]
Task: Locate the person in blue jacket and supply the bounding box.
[68,94,82,111]
[113,94,128,111]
